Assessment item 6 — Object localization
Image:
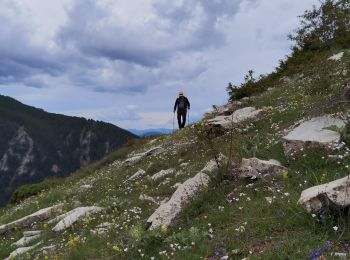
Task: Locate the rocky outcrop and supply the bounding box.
[0,204,64,235]
[127,169,146,181]
[151,169,176,181]
[235,158,286,180]
[282,117,345,157]
[146,160,217,230]
[207,107,263,129]
[123,147,164,167]
[52,206,105,232]
[12,231,41,247]
[328,52,344,61]
[5,242,42,260]
[298,175,350,214]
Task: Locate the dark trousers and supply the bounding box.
[177,109,187,129]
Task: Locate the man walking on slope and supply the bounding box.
[173,91,190,129]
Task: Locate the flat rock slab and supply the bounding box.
[52,206,105,232]
[123,147,164,166]
[328,52,344,61]
[151,169,176,181]
[12,234,41,247]
[5,242,42,260]
[238,158,286,179]
[127,169,146,181]
[146,160,217,230]
[207,107,263,129]
[283,117,345,156]
[0,204,64,235]
[298,175,350,214]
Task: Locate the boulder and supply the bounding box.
[207,107,263,129]
[328,52,344,61]
[12,233,41,247]
[127,169,146,181]
[237,158,286,179]
[123,147,164,166]
[5,242,42,260]
[298,175,350,214]
[146,160,217,230]
[282,117,345,157]
[0,204,64,235]
[52,206,105,232]
[151,169,176,181]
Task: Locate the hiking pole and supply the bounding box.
[172,112,175,133]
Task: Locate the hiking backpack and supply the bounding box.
[178,97,186,110]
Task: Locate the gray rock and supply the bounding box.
[0,204,64,235]
[5,242,42,260]
[146,160,217,230]
[207,107,263,129]
[139,194,159,205]
[12,234,41,247]
[124,147,164,166]
[23,230,41,237]
[328,52,344,61]
[127,169,146,181]
[298,175,350,213]
[283,117,345,157]
[151,169,176,181]
[52,206,105,232]
[238,158,286,179]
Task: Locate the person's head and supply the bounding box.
[179,91,184,97]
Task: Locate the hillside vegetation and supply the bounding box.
[0,95,136,206]
[1,1,350,259]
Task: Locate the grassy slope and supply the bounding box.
[1,49,350,259]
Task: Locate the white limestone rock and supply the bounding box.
[146,160,217,230]
[5,242,41,260]
[0,204,64,235]
[23,230,41,237]
[207,107,263,129]
[298,175,350,214]
[328,52,344,61]
[238,158,286,179]
[52,206,105,232]
[80,185,92,192]
[12,234,41,247]
[124,147,164,166]
[151,169,176,181]
[139,194,159,205]
[283,117,345,157]
[91,222,114,235]
[127,169,146,181]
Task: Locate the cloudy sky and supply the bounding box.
[0,0,319,130]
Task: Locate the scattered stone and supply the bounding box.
[127,169,146,181]
[207,107,263,129]
[283,117,345,157]
[12,233,41,247]
[0,204,64,235]
[332,252,347,259]
[151,169,176,181]
[139,194,159,205]
[265,197,273,204]
[90,222,113,235]
[180,162,189,168]
[5,242,42,260]
[80,185,92,192]
[146,160,217,230]
[123,147,164,166]
[298,175,350,214]
[52,206,105,232]
[328,52,344,61]
[237,158,286,180]
[40,245,57,255]
[23,230,41,237]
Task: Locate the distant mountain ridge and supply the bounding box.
[0,95,137,206]
[128,128,172,137]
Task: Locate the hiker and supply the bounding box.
[173,91,190,129]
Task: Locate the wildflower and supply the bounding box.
[333,226,339,231]
[112,245,122,252]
